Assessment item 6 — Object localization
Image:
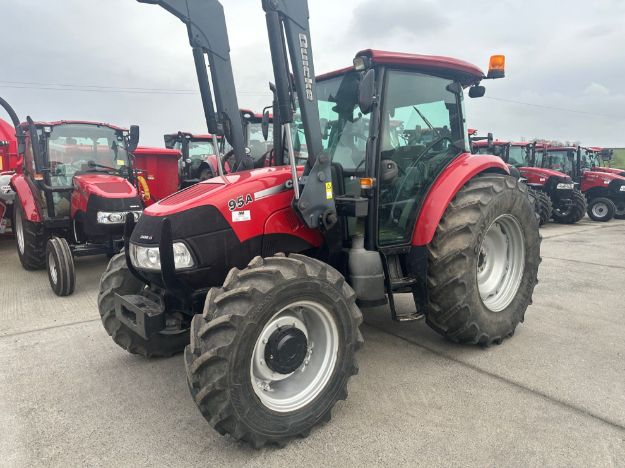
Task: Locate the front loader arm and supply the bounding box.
[262,0,337,229]
[138,0,251,171]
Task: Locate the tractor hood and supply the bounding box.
[583,170,625,184]
[592,167,625,177]
[73,174,138,199]
[519,167,569,180]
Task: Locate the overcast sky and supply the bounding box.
[1,0,624,146]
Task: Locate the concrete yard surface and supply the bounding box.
[1,219,625,467]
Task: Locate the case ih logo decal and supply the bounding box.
[299,33,313,101]
[228,194,253,211]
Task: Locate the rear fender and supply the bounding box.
[411,153,509,246]
[10,173,42,222]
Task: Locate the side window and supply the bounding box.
[377,71,464,246]
[23,136,35,174]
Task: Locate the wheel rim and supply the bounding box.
[250,300,339,412]
[477,214,525,312]
[15,207,25,255]
[591,202,608,218]
[48,251,58,284]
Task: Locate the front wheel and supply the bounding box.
[185,254,363,448]
[552,189,587,224]
[426,174,541,346]
[46,237,76,296]
[615,201,625,220]
[528,188,553,226]
[97,253,189,357]
[587,197,615,222]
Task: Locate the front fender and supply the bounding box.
[10,173,42,222]
[411,153,509,246]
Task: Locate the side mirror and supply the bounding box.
[128,125,140,153]
[469,85,486,98]
[262,109,270,142]
[487,132,493,148]
[358,69,376,115]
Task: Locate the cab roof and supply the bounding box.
[317,49,485,86]
[20,120,127,132]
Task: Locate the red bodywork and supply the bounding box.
[70,174,139,216]
[518,167,567,186]
[146,166,323,247]
[412,153,509,245]
[10,174,42,222]
[0,118,19,173]
[133,146,181,202]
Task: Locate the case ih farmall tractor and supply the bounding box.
[0,97,150,296]
[537,145,625,221]
[97,0,540,447]
[471,138,554,225]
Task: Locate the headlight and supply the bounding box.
[556,183,574,190]
[97,210,142,224]
[129,242,195,271]
[619,185,625,192]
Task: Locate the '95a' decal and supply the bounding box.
[228,194,253,211]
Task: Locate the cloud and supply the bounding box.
[349,0,450,40]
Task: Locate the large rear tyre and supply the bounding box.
[185,253,363,448]
[426,174,541,346]
[587,197,615,222]
[46,237,75,296]
[97,253,189,357]
[528,188,553,226]
[552,189,587,224]
[13,196,46,270]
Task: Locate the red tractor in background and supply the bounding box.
[581,146,624,177]
[472,137,585,225]
[537,145,625,221]
[0,113,20,234]
[0,96,154,296]
[96,0,540,447]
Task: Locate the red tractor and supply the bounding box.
[473,138,586,225]
[0,97,154,296]
[581,146,624,177]
[97,0,540,447]
[537,145,625,221]
[0,113,19,234]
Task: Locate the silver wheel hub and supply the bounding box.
[48,252,58,284]
[592,202,608,218]
[251,300,339,412]
[477,214,525,312]
[15,208,25,255]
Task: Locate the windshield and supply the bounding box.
[508,145,528,167]
[174,140,216,160]
[46,123,129,187]
[475,144,508,160]
[290,71,368,170]
[247,122,273,160]
[542,150,575,176]
[582,150,600,169]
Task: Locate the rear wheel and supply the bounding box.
[528,188,553,226]
[46,237,76,296]
[615,201,625,220]
[185,254,363,448]
[426,174,541,346]
[13,197,46,270]
[552,189,586,224]
[97,253,189,357]
[587,197,615,222]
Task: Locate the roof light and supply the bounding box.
[487,55,505,79]
[360,177,375,190]
[353,56,366,71]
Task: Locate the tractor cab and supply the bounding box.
[164,132,226,186]
[240,109,274,166]
[581,147,624,176]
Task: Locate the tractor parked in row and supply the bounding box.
[0,97,153,296]
[0,113,19,235]
[95,0,540,447]
[537,145,625,221]
[472,138,585,225]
